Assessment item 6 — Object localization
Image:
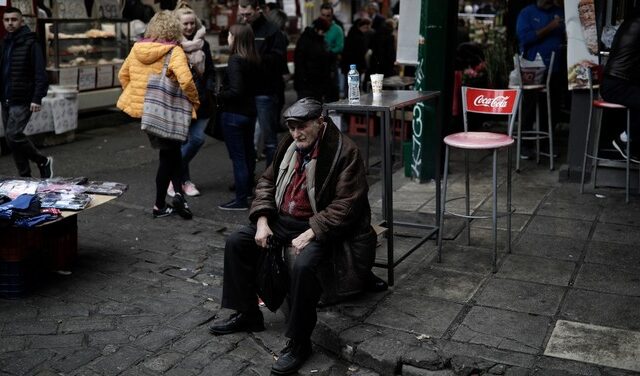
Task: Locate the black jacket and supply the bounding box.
[250,14,288,96]
[369,25,396,77]
[0,26,48,105]
[192,40,216,119]
[218,55,257,117]
[604,11,640,85]
[293,27,331,101]
[341,26,369,74]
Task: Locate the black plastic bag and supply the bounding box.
[257,237,289,312]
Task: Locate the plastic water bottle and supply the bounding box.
[347,64,360,103]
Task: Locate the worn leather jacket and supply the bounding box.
[250,119,376,299]
[604,13,640,85]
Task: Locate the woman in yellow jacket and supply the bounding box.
[117,10,200,219]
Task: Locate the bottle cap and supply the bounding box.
[350,64,356,69]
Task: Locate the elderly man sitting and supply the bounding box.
[209,98,376,375]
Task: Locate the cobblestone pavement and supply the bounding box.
[2,114,640,376]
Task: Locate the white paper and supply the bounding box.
[564,0,599,90]
[58,68,79,87]
[96,65,114,88]
[78,67,96,91]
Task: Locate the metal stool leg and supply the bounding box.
[625,110,631,203]
[507,145,512,253]
[580,100,595,193]
[535,97,541,165]
[437,145,450,263]
[491,148,498,273]
[465,150,471,245]
[516,100,523,172]
[592,108,604,192]
[547,88,554,170]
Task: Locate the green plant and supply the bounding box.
[484,27,514,88]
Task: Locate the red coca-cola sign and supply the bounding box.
[465,88,518,114]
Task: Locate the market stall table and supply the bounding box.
[0,94,79,138]
[0,193,117,298]
[323,90,441,286]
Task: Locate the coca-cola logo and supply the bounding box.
[472,95,510,108]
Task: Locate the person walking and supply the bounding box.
[341,17,371,89]
[237,0,287,168]
[167,4,216,197]
[319,3,344,101]
[0,7,52,178]
[217,24,260,211]
[293,18,332,101]
[117,10,200,219]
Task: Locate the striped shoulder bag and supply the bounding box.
[141,49,192,141]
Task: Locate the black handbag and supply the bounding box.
[203,94,224,141]
[256,236,289,312]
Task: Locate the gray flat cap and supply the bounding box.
[283,98,323,123]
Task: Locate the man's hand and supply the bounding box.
[30,103,41,112]
[255,216,273,248]
[548,15,563,30]
[291,228,315,255]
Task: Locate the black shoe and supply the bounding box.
[172,193,193,219]
[365,271,388,293]
[208,311,265,335]
[153,204,174,218]
[612,140,640,163]
[272,339,312,375]
[38,156,54,178]
[218,199,249,211]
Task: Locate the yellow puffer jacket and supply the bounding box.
[117,41,200,118]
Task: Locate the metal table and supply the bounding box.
[323,90,441,286]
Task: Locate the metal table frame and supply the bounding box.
[323,90,442,286]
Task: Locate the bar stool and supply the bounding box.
[437,87,521,272]
[511,52,555,172]
[580,67,636,203]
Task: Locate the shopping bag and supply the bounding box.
[518,53,547,85]
[141,49,192,142]
[203,94,224,141]
[256,236,289,312]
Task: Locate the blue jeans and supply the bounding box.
[255,95,279,167]
[222,112,256,203]
[180,117,208,182]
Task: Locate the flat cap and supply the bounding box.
[283,98,323,123]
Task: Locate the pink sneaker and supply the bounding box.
[182,181,201,197]
[167,182,176,197]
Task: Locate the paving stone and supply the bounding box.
[49,348,102,374]
[96,301,143,315]
[497,254,576,286]
[169,330,214,354]
[167,307,214,331]
[512,233,585,261]
[395,267,485,303]
[353,331,420,375]
[451,306,552,354]
[432,243,501,274]
[198,354,251,375]
[86,330,133,346]
[438,340,536,369]
[89,346,150,376]
[525,216,592,240]
[133,327,182,351]
[0,302,38,322]
[591,222,640,245]
[560,289,640,332]
[59,317,115,333]
[584,241,640,270]
[0,336,26,352]
[27,334,84,349]
[402,365,454,376]
[142,352,183,373]
[116,315,163,337]
[0,349,55,375]
[476,278,565,316]
[470,212,531,232]
[573,263,640,296]
[2,319,59,336]
[165,368,197,376]
[452,227,516,251]
[365,294,463,338]
[544,320,640,373]
[536,199,601,221]
[176,337,237,371]
[599,199,640,226]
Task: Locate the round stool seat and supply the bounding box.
[593,100,626,109]
[444,132,514,150]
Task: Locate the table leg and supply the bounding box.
[383,109,394,286]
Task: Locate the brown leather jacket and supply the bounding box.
[250,118,376,299]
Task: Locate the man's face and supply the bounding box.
[3,12,23,33]
[238,4,259,24]
[320,8,333,21]
[537,0,554,10]
[288,118,323,149]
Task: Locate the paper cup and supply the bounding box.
[371,74,384,97]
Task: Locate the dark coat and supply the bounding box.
[341,25,369,74]
[604,11,640,85]
[218,55,257,117]
[0,26,48,105]
[192,40,216,119]
[369,24,396,77]
[293,27,332,101]
[250,119,376,299]
[250,14,288,96]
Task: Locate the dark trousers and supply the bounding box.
[1,104,47,177]
[222,112,256,204]
[155,145,182,208]
[221,215,328,341]
[601,75,640,139]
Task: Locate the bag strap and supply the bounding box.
[161,48,174,77]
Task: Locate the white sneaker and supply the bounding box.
[182,181,201,197]
[167,182,176,197]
